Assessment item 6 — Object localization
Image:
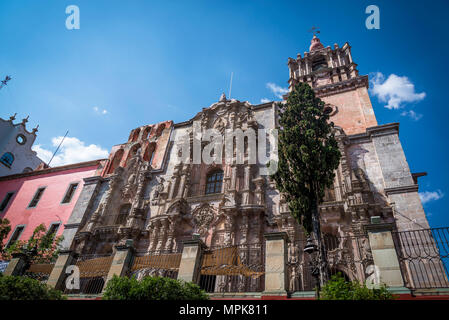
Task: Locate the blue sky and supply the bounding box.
[0,0,448,228]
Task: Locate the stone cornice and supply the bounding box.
[384,184,419,195]
[83,176,105,185]
[182,238,207,249]
[186,193,224,203]
[0,159,106,182]
[348,123,400,144]
[264,231,289,242]
[63,223,80,229]
[314,75,369,98]
[173,102,274,128]
[363,222,395,233]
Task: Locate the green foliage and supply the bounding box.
[320,273,394,300]
[0,218,11,259]
[272,82,341,233]
[102,275,209,300]
[0,275,66,300]
[5,223,64,263]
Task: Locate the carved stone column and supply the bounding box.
[176,174,187,199]
[164,220,176,252]
[241,165,251,205]
[149,223,160,252]
[168,168,180,200]
[238,213,250,292]
[156,219,168,253]
[223,214,234,246]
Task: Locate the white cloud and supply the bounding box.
[419,190,444,204]
[260,98,271,103]
[93,106,108,115]
[370,72,426,109]
[32,136,109,167]
[401,110,423,121]
[266,82,288,99]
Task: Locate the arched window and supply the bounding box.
[156,124,166,137]
[129,128,140,142]
[323,233,340,251]
[312,55,328,72]
[0,152,14,167]
[143,143,156,164]
[125,144,141,167]
[143,126,152,140]
[107,149,124,174]
[116,204,131,225]
[205,170,224,195]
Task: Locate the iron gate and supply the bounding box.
[393,227,449,289]
[199,243,265,293]
[64,253,113,295]
[288,234,373,292]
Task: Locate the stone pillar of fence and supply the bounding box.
[47,250,78,290]
[263,232,288,296]
[104,241,135,290]
[177,238,206,284]
[3,253,28,276]
[364,221,407,290]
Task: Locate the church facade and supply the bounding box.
[52,35,437,293]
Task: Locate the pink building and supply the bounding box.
[0,159,105,250]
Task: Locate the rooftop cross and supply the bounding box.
[308,26,320,37]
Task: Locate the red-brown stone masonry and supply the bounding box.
[151,122,172,170]
[321,87,378,135]
[0,165,98,244]
[100,121,173,177]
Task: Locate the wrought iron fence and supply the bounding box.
[199,243,265,293]
[393,227,449,289]
[288,234,373,292]
[129,250,182,280]
[64,253,113,295]
[23,262,55,284]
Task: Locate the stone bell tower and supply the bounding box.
[287,34,378,135]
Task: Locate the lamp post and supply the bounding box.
[303,237,321,299]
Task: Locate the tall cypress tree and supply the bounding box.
[272,82,341,285]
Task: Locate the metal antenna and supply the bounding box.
[0,75,12,90]
[228,72,233,99]
[47,130,69,167]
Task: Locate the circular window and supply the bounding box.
[323,104,338,116]
[16,134,26,145]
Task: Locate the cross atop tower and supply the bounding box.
[308,26,320,37]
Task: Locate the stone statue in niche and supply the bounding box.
[289,265,299,292]
[151,177,165,205]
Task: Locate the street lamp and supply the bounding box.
[303,237,321,298]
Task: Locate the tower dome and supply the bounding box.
[309,34,324,52]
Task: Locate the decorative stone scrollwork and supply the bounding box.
[192,203,215,236]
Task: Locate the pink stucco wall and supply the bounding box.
[0,164,99,245]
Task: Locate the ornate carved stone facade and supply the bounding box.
[67,35,431,284]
